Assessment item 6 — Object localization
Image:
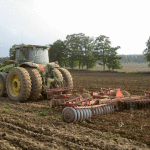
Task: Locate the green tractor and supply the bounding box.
[0,44,73,102]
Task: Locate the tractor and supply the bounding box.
[0,44,73,102]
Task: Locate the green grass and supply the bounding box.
[112,133,121,137]
[38,109,53,117]
[101,133,109,137]
[118,122,124,128]
[4,105,10,113]
[4,105,10,109]
[4,109,9,113]
[110,139,116,143]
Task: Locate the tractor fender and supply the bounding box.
[19,62,38,68]
[0,72,7,80]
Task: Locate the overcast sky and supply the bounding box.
[0,0,150,57]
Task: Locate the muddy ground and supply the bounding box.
[0,70,150,150]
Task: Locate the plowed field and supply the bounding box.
[0,70,150,150]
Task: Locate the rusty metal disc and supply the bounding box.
[76,109,80,122]
[78,108,83,122]
[62,107,77,123]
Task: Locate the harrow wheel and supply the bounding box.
[62,107,77,123]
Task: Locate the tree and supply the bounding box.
[65,34,82,69]
[82,36,97,69]
[143,36,150,67]
[106,46,122,70]
[49,40,69,67]
[94,35,111,70]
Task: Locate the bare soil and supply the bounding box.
[0,70,150,150]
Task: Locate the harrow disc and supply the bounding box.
[107,105,111,113]
[102,106,107,114]
[78,108,84,122]
[98,107,102,115]
[97,107,101,115]
[100,107,104,115]
[62,107,77,123]
[109,105,113,113]
[76,109,80,122]
[85,109,89,119]
[95,108,99,115]
[92,108,96,115]
[82,109,86,120]
[88,109,92,118]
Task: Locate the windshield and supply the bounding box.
[30,48,49,64]
[15,48,49,64]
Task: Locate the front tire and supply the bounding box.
[6,67,32,102]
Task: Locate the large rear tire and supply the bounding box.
[58,68,73,89]
[6,67,32,102]
[0,74,6,97]
[53,68,63,88]
[25,67,42,101]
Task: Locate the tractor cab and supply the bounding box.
[14,44,50,64]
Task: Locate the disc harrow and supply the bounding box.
[47,87,150,123]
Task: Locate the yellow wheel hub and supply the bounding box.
[9,74,21,96]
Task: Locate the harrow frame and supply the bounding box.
[47,87,150,123]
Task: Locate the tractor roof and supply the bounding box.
[11,44,50,49]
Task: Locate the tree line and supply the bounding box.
[49,33,122,70]
[2,34,150,70]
